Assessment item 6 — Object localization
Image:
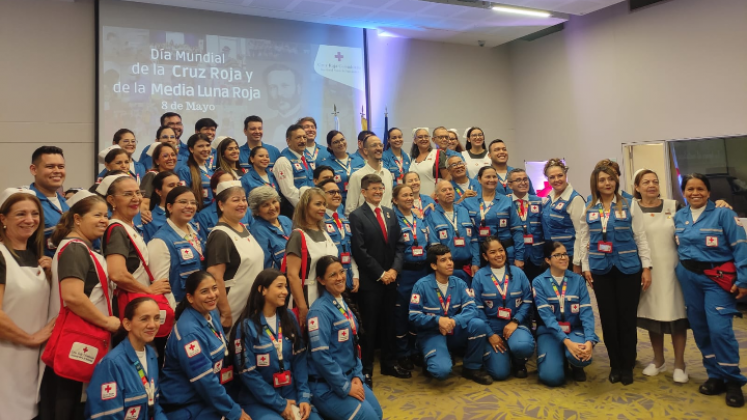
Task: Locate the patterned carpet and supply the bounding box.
[374,292,747,420]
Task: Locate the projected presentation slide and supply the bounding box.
[98,0,366,162]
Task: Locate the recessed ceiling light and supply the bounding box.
[491,5,551,18]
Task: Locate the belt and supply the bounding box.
[403,261,427,271]
[681,259,730,275]
[309,368,354,383]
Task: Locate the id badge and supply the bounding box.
[523,234,534,244]
[202,188,209,198]
[219,366,234,384]
[497,307,512,320]
[411,246,424,257]
[340,252,351,264]
[558,321,571,334]
[479,227,491,237]
[273,370,292,387]
[597,241,613,253]
[454,237,466,247]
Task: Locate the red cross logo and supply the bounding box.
[83,347,88,353]
[130,409,137,416]
[189,344,195,351]
[335,52,344,61]
[341,330,347,337]
[105,385,111,393]
[261,356,266,362]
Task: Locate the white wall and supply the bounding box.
[507,0,747,196]
[366,32,515,152]
[0,0,96,191]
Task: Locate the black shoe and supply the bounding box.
[412,353,424,368]
[398,357,414,371]
[572,367,587,382]
[422,365,433,378]
[363,373,373,389]
[462,367,493,385]
[512,361,528,379]
[725,382,744,407]
[609,369,621,384]
[700,378,727,396]
[621,371,634,386]
[381,364,412,379]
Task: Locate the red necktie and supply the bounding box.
[301,156,309,170]
[519,199,526,218]
[333,212,342,229]
[374,207,388,243]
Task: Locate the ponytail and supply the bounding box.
[51,195,106,247]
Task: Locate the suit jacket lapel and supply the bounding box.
[363,203,387,243]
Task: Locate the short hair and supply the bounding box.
[681,173,711,192]
[392,184,412,202]
[297,117,317,128]
[313,165,334,180]
[31,146,64,165]
[363,134,380,148]
[477,165,497,179]
[426,244,451,266]
[243,115,263,130]
[248,186,280,216]
[633,169,658,200]
[508,168,527,182]
[160,112,181,126]
[112,128,134,144]
[432,126,447,136]
[195,118,218,131]
[316,178,338,190]
[357,130,375,144]
[488,139,506,151]
[286,124,304,140]
[156,125,174,139]
[361,174,383,191]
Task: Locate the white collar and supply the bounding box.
[288,149,304,159]
[306,142,317,152]
[367,202,382,213]
[364,162,383,173]
[511,193,529,202]
[325,208,336,217]
[552,183,575,202]
[167,218,196,238]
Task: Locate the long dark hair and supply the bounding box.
[229,269,302,368]
[150,170,177,211]
[174,271,215,320]
[314,255,364,335]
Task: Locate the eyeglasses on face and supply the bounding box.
[551,253,569,259]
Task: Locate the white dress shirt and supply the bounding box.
[273,148,311,208]
[344,162,394,216]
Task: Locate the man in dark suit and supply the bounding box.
[350,174,411,387]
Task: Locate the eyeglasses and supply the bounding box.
[330,139,345,146]
[470,134,485,138]
[435,135,449,141]
[119,140,137,145]
[448,162,465,169]
[510,177,529,184]
[160,153,176,159]
[114,191,143,198]
[175,199,198,206]
[325,190,342,196]
[160,135,176,140]
[551,253,569,259]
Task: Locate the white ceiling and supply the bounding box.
[120,0,626,47]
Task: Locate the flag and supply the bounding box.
[360,106,368,131]
[333,104,339,131]
[383,110,389,149]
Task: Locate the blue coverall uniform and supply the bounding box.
[320,153,357,203]
[307,291,383,420]
[238,142,281,172]
[382,149,411,188]
[85,338,167,420]
[409,274,488,379]
[425,203,478,284]
[240,166,279,196]
[175,164,214,208]
[495,165,535,196]
[323,207,356,289]
[29,183,70,257]
[463,194,525,266]
[251,216,294,270]
[533,269,598,387]
[143,206,166,243]
[472,265,535,380]
[674,201,747,385]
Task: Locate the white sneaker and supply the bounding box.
[642,362,666,376]
[673,368,689,384]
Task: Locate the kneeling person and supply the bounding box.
[409,244,492,384]
[533,242,599,387]
[472,237,535,380]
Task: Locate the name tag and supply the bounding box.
[202,188,208,198]
[497,307,512,320]
[589,212,599,221]
[273,370,292,387]
[559,321,571,334]
[340,252,351,264]
[454,237,465,247]
[220,367,234,384]
[597,241,613,253]
[479,227,491,237]
[411,246,424,257]
[523,235,533,244]
[344,224,351,234]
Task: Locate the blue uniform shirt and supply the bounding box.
[451,178,480,203]
[323,207,356,289]
[160,308,241,420]
[97,162,147,186]
[472,265,533,334]
[304,143,331,168]
[319,153,355,203]
[307,291,364,397]
[175,163,214,207]
[349,151,366,172]
[233,310,311,413]
[251,216,294,270]
[193,202,254,244]
[675,201,747,288]
[393,207,429,265]
[414,193,437,219]
[143,206,166,243]
[409,274,477,333]
[382,149,411,187]
[463,194,525,265]
[532,269,599,345]
[29,183,69,257]
[426,203,477,264]
[583,199,642,275]
[240,167,279,196]
[238,142,281,172]
[512,194,545,266]
[85,338,167,420]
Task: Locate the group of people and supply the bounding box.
[1,111,746,420]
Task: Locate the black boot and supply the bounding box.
[512,360,528,379]
[609,369,621,384]
[411,353,424,367]
[398,357,414,371]
[621,370,634,386]
[462,367,493,385]
[572,367,587,382]
[699,378,726,396]
[725,382,745,407]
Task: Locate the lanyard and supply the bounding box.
[185,232,204,260]
[498,173,508,188]
[551,278,568,319]
[332,299,357,337]
[334,157,351,177]
[207,321,228,356]
[436,287,451,315]
[401,216,418,244]
[305,146,319,162]
[394,156,404,179]
[133,360,155,407]
[479,199,495,222]
[491,273,509,307]
[598,204,611,241]
[264,321,285,370]
[445,210,460,237]
[258,172,275,189]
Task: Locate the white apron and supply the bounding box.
[461,150,492,179]
[109,219,150,288]
[637,199,686,322]
[211,225,265,325]
[410,149,440,197]
[0,244,49,420]
[301,230,339,307]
